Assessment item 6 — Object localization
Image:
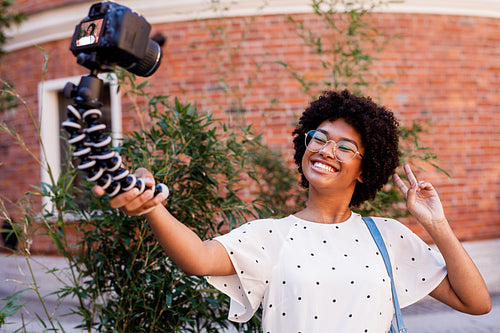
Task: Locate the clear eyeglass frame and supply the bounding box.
[304,130,363,163]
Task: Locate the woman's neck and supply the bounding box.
[295,194,352,224]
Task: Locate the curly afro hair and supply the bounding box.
[292,90,401,207]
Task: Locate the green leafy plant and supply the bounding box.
[0,290,25,328]
[1,67,270,331]
[59,71,266,332]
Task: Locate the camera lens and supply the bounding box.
[121,39,162,77]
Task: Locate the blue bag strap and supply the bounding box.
[362,217,407,333]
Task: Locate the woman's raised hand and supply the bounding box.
[393,164,447,229]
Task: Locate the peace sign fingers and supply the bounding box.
[392,164,446,227]
[392,164,417,198]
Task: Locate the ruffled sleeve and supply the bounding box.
[205,219,278,322]
[374,217,448,308]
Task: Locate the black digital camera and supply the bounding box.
[70,1,162,77]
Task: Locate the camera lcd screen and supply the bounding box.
[75,18,104,47]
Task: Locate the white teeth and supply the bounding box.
[314,162,335,173]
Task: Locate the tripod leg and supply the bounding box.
[62,75,169,201]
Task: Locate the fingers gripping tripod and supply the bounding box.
[62,73,169,199]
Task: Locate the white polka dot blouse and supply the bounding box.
[206,213,447,333]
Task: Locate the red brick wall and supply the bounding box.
[13,0,83,14]
[1,11,499,253]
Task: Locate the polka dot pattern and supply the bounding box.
[207,214,447,332]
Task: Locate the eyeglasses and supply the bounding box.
[304,130,363,163]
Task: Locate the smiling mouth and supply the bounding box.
[313,161,337,173]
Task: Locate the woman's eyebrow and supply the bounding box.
[317,129,360,149]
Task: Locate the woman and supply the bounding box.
[93,90,491,332]
[77,23,97,46]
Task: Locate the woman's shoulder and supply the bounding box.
[366,216,407,229]
[364,216,416,236]
[365,216,427,245]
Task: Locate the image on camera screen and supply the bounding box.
[76,18,104,47]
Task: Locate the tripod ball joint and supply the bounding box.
[153,183,169,198]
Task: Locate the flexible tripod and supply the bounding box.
[62,72,169,199]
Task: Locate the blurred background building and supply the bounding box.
[0,0,499,295]
[0,1,499,332]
